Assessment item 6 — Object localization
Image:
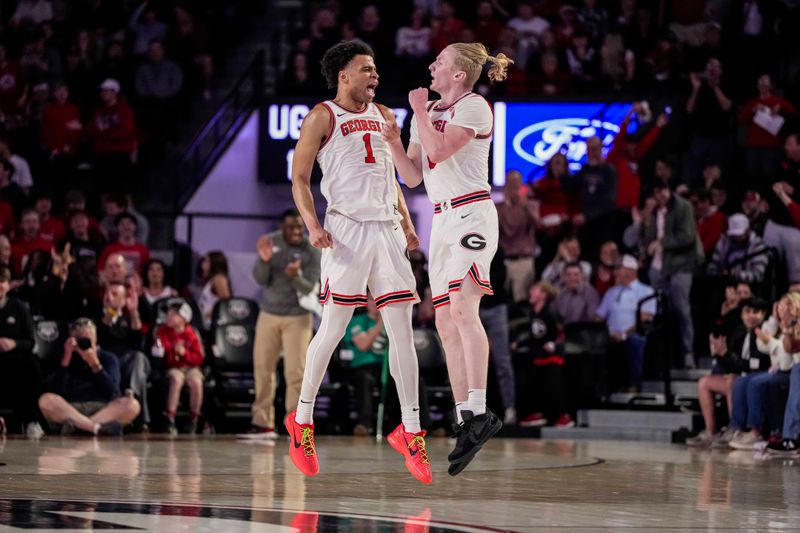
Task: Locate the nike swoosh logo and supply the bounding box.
[412,407,420,412]
[293,433,304,449]
[461,213,472,219]
[336,112,346,117]
[403,434,419,456]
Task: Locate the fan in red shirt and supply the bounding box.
[690,189,727,254]
[11,209,51,273]
[33,192,65,244]
[41,82,82,156]
[154,300,204,435]
[98,213,150,275]
[607,107,667,211]
[739,74,796,177]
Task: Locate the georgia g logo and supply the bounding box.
[460,233,487,250]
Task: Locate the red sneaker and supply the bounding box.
[519,412,547,427]
[285,410,319,476]
[388,424,433,484]
[554,414,575,428]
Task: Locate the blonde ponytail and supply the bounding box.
[486,53,513,83]
[450,42,514,86]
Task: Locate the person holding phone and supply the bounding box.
[38,318,141,435]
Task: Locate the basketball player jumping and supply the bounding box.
[286,40,432,484]
[384,43,512,476]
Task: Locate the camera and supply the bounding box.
[76,337,92,350]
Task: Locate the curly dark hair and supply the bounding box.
[320,40,374,90]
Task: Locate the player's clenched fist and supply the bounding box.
[382,123,401,147]
[408,88,429,111]
[309,226,333,249]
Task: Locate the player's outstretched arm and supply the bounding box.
[379,104,423,187]
[292,104,333,248]
[408,88,474,164]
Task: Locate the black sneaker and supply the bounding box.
[766,438,800,456]
[97,421,122,436]
[447,409,503,476]
[185,419,198,435]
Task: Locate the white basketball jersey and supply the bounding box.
[316,100,398,222]
[410,92,493,203]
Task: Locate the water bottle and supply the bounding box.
[151,337,165,358]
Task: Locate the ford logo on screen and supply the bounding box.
[492,102,633,186]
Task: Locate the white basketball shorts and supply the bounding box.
[318,211,419,309]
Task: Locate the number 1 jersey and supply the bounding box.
[315,100,398,222]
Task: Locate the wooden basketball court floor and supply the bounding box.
[0,435,798,532]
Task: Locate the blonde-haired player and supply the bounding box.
[384,42,512,476]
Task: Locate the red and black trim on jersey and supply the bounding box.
[318,102,336,149]
[319,278,331,305]
[330,292,369,306]
[434,190,492,214]
[374,289,417,309]
[432,265,492,308]
[330,100,370,114]
[468,263,493,294]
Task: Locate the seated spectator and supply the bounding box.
[342,295,388,435]
[171,6,215,100]
[0,195,15,237]
[728,293,800,450]
[96,280,152,428]
[429,1,465,54]
[553,262,600,325]
[593,241,619,296]
[0,264,43,438]
[739,74,796,178]
[38,318,140,435]
[63,209,105,266]
[767,310,800,455]
[518,281,573,428]
[187,251,232,329]
[12,209,51,274]
[541,236,592,289]
[565,32,599,84]
[33,191,65,244]
[595,255,656,391]
[711,281,754,340]
[0,137,33,194]
[154,301,204,435]
[687,298,770,447]
[15,249,59,318]
[691,189,727,255]
[0,45,22,117]
[142,259,177,304]
[86,79,136,192]
[707,214,770,284]
[98,213,150,274]
[395,7,432,60]
[0,235,11,272]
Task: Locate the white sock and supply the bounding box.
[295,303,355,425]
[380,303,422,433]
[467,389,486,416]
[455,401,467,424]
[295,398,315,425]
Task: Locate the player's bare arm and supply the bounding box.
[381,106,424,187]
[395,181,420,250]
[291,104,333,248]
[408,87,474,164]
